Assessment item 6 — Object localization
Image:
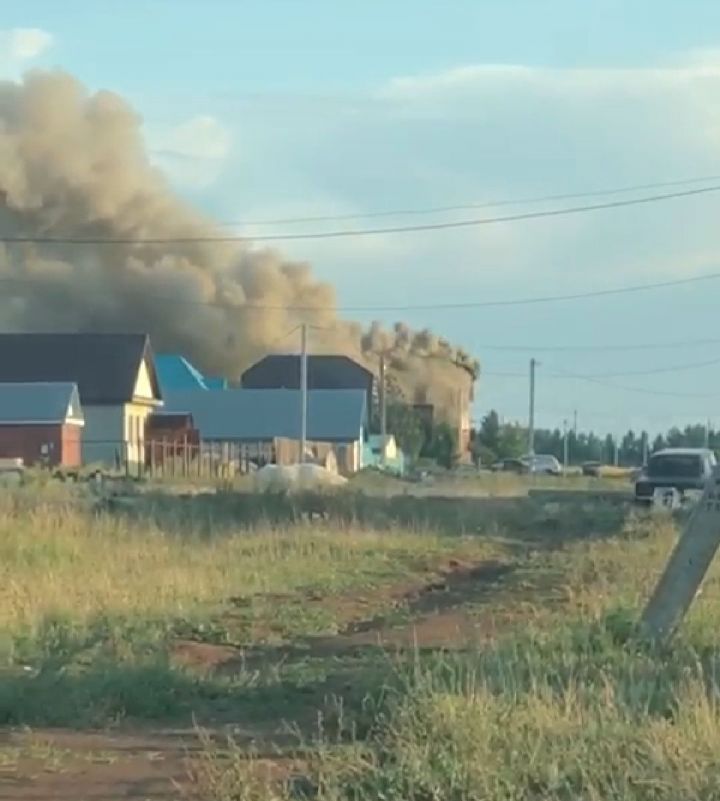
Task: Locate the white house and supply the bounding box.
[0,333,162,469]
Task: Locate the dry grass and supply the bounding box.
[0,488,495,640]
[7,480,720,799]
[192,512,720,801]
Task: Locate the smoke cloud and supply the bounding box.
[0,71,478,420]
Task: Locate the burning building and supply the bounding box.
[0,71,478,439]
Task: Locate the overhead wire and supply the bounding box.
[0,269,718,312]
[473,335,720,353]
[218,173,720,227]
[1,185,719,244]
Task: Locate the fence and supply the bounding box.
[81,437,352,480]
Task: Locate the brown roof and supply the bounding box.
[0,333,161,405]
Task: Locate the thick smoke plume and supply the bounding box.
[0,71,478,420]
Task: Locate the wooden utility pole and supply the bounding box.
[641,466,720,641]
[379,354,387,437]
[563,419,569,472]
[300,323,308,464]
[379,354,387,466]
[528,358,537,455]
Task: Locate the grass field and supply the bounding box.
[2,480,720,799]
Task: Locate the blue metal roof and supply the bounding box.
[203,376,228,390]
[156,355,210,392]
[0,382,83,424]
[164,389,366,442]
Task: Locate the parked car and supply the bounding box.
[581,461,602,477]
[526,454,563,475]
[491,458,529,474]
[634,448,716,505]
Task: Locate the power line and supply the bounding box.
[476,335,720,353]
[572,355,720,378]
[486,369,719,398]
[2,185,719,245]
[546,368,720,399]
[484,355,720,388]
[219,174,720,227]
[1,269,718,313]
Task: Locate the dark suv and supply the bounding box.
[634,448,716,505]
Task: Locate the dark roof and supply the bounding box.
[0,382,83,424]
[164,389,366,442]
[241,354,374,391]
[0,333,161,405]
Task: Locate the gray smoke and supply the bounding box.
[0,71,478,420]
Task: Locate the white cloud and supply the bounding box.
[0,28,53,76]
[140,55,720,427]
[148,114,232,190]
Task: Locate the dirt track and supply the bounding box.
[1,557,525,800]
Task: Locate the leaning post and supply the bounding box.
[640,464,720,641]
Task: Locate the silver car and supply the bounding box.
[526,454,563,475]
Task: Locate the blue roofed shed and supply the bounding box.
[164,388,366,441]
[164,388,367,471]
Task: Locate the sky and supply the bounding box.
[3,0,720,436]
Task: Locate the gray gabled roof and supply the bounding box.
[0,382,84,424]
[0,333,161,405]
[164,389,366,442]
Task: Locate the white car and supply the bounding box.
[525,454,562,475]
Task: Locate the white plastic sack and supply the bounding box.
[252,463,347,493]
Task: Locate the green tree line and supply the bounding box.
[470,410,716,466]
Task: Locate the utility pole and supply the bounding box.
[528,358,537,456]
[705,419,711,449]
[299,323,308,464]
[563,419,569,473]
[379,354,387,467]
[573,409,578,436]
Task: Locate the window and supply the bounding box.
[647,455,702,479]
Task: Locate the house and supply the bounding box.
[145,411,199,468]
[156,354,229,394]
[156,355,210,392]
[0,333,162,469]
[0,382,84,467]
[363,434,405,476]
[164,388,368,472]
[241,355,375,421]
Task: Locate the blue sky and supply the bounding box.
[4,1,720,435]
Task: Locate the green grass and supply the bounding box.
[0,485,500,727]
[349,468,632,498]
[191,512,720,801]
[7,479,720,799]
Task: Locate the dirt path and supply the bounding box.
[1,557,525,800]
[0,728,192,800]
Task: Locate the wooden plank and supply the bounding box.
[640,466,720,641]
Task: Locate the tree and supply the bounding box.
[604,434,616,464]
[621,429,641,466]
[477,410,501,455]
[385,404,425,462]
[497,423,526,459]
[427,421,458,469]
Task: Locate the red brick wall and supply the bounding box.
[0,424,83,467]
[61,424,83,467]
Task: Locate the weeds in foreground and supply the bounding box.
[192,617,720,801]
